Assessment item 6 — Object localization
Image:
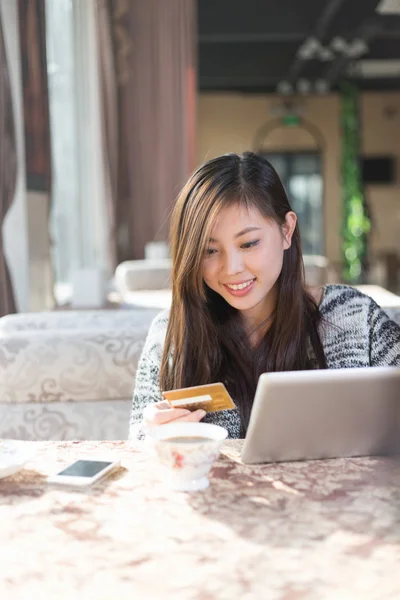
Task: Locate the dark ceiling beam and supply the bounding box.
[286,0,347,85]
[199,75,280,87]
[376,29,400,38]
[349,79,400,91]
[199,33,306,43]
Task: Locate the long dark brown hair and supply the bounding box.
[160,152,327,434]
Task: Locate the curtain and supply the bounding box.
[95,0,118,270]
[18,0,53,309]
[18,0,51,194]
[0,14,17,315]
[112,0,197,259]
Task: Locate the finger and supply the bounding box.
[174,409,206,423]
[143,402,174,422]
[144,405,190,426]
[153,408,191,425]
[155,400,174,410]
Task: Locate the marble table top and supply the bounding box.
[1,440,400,599]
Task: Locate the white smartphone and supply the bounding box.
[47,459,120,487]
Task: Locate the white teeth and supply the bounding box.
[226,279,254,291]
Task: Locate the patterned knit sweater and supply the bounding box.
[129,284,400,439]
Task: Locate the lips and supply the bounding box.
[223,278,256,297]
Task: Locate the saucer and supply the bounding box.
[0,441,33,479]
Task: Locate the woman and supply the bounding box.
[130,152,400,439]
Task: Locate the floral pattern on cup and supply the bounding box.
[150,422,228,491]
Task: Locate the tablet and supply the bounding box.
[241,366,400,464]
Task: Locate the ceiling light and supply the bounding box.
[376,0,400,14]
[346,39,369,58]
[318,47,334,61]
[331,37,347,53]
[297,79,311,94]
[315,79,329,94]
[276,81,293,95]
[297,37,321,60]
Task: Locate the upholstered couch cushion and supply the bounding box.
[0,308,160,333]
[0,308,162,441]
[0,326,152,405]
[0,399,131,441]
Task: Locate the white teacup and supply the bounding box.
[149,422,228,491]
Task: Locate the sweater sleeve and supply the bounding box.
[368,301,400,366]
[129,311,168,440]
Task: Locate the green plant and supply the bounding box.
[340,83,371,283]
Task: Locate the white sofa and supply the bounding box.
[0,309,159,441]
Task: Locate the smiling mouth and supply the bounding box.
[224,278,256,291]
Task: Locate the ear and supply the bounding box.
[282,211,297,250]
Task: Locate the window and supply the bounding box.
[262,152,324,256]
[46,0,108,304]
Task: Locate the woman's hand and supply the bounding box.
[143,400,206,429]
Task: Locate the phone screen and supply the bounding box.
[57,460,113,478]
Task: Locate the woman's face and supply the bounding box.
[202,203,296,327]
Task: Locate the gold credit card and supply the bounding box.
[162,382,236,413]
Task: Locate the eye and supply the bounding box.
[241,239,260,249]
[205,248,218,256]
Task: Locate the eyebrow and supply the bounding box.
[209,226,262,243]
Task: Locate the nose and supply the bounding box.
[222,249,244,276]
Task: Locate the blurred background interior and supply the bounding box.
[1,0,400,440]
